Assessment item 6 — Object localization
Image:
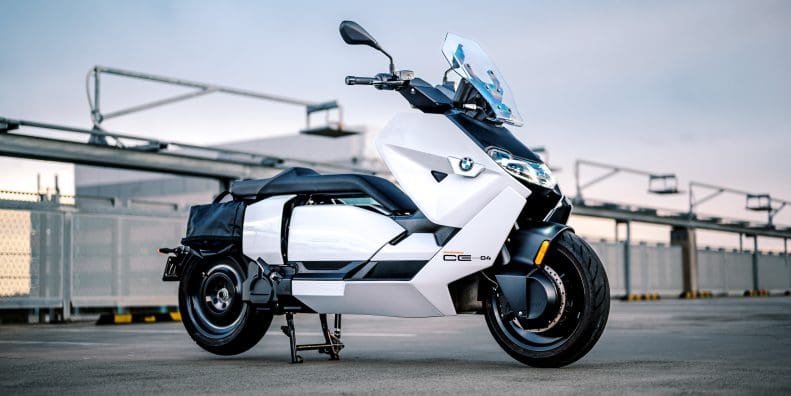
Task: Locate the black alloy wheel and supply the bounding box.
[484,231,610,367]
[179,255,273,356]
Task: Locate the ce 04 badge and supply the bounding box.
[442,251,492,261]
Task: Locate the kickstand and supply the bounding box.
[280,313,344,363]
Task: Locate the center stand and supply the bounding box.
[281,313,344,363]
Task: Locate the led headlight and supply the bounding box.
[488,148,556,189]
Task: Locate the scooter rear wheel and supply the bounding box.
[484,231,610,367]
[179,255,273,355]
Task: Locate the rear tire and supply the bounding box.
[178,255,273,356]
[484,231,609,367]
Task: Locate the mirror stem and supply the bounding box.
[378,47,395,76]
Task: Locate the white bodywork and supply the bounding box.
[242,113,531,317]
[371,233,438,261]
[288,205,405,261]
[292,187,524,316]
[242,195,295,265]
[376,113,529,228]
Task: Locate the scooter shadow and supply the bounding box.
[196,352,615,372]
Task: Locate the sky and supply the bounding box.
[1,0,790,249]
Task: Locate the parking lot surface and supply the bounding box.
[1,298,790,395]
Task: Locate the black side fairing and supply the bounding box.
[445,112,542,162]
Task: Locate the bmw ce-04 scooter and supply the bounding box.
[160,21,609,367]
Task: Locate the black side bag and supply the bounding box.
[181,200,246,250]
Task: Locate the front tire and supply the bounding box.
[484,231,609,367]
[178,255,273,355]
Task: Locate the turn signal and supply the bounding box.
[535,240,550,265]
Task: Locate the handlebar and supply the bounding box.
[345,76,377,85]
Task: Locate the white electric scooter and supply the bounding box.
[161,21,609,367]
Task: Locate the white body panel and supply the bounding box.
[376,113,530,228]
[242,195,295,265]
[294,281,442,317]
[288,205,405,261]
[371,233,439,261]
[411,187,525,315]
[292,280,345,297]
[291,188,524,316]
[241,113,534,317]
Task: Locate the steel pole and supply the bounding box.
[623,221,632,297]
[785,238,789,291]
[752,236,759,291]
[93,68,101,125]
[574,161,581,203]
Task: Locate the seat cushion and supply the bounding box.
[230,167,318,198]
[231,167,417,214]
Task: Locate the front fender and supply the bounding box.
[492,222,571,323]
[507,222,571,267]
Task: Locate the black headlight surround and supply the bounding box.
[517,183,564,225]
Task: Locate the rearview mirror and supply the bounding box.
[339,20,396,75]
[339,20,380,49]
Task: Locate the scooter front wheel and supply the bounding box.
[178,255,273,355]
[484,231,610,367]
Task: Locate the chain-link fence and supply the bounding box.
[0,197,184,319]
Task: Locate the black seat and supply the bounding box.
[231,167,418,214]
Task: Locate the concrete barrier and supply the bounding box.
[590,241,790,297]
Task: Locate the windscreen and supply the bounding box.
[442,33,524,127]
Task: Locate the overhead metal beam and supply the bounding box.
[574,202,791,240]
[87,66,343,132]
[688,181,791,226]
[0,116,376,175]
[94,65,316,107]
[0,133,277,181]
[574,159,679,203]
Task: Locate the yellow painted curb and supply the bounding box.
[97,311,181,325]
[744,289,770,297]
[623,293,661,302]
[114,313,132,324]
[679,290,714,299]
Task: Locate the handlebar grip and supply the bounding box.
[345,76,376,85]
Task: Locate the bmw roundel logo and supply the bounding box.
[459,157,474,172]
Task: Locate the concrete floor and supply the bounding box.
[1,298,790,395]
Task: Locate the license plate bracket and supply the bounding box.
[162,255,184,281]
